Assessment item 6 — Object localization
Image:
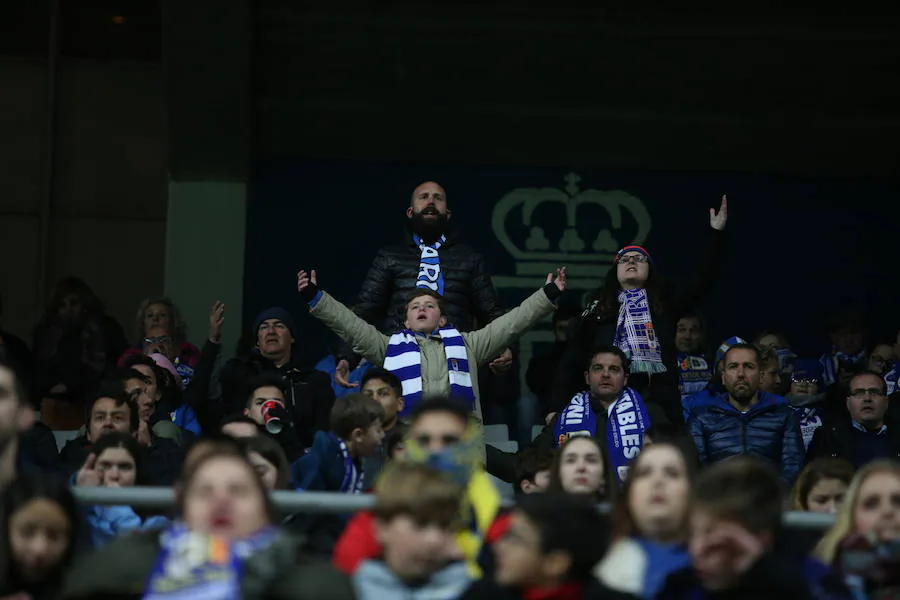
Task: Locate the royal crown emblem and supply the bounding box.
[491,173,652,288]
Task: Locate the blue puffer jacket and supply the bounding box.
[170,404,201,437]
[682,381,725,423]
[687,391,805,483]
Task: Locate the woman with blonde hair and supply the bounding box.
[814,459,900,598]
[118,297,201,384]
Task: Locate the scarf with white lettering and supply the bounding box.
[553,388,651,484]
[413,234,447,295]
[383,326,475,415]
[143,523,277,600]
[614,289,666,374]
[676,352,713,401]
[787,401,826,450]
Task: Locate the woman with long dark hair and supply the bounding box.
[552,198,728,423]
[547,436,612,502]
[77,431,169,547]
[593,436,698,598]
[0,474,81,600]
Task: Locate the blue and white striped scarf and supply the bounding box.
[383,326,475,415]
[614,289,667,374]
[413,234,446,295]
[819,348,866,386]
[886,362,898,396]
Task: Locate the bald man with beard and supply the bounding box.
[333,181,512,389]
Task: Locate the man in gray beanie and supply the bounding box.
[219,306,335,455]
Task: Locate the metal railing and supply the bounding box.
[70,486,836,530]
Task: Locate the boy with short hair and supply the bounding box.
[360,367,408,487]
[297,267,566,422]
[334,396,503,577]
[242,372,305,461]
[353,462,470,600]
[515,446,554,495]
[465,493,614,600]
[291,392,385,493]
[663,457,815,598]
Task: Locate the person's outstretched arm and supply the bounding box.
[464,268,566,366]
[297,269,389,365]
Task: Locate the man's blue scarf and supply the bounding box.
[413,234,447,295]
[553,388,651,484]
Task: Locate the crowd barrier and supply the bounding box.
[71,487,836,531]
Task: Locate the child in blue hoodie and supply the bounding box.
[291,392,385,492]
[77,431,168,547]
[287,392,385,552]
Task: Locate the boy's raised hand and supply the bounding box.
[297,269,320,302]
[297,269,318,292]
[545,267,567,291]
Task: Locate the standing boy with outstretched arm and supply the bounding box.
[297,267,566,423]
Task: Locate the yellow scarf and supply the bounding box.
[455,468,501,577]
[402,423,501,577]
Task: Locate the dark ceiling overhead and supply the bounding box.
[0,0,161,61]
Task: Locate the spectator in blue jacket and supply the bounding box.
[75,431,168,547]
[687,343,804,484]
[681,335,747,422]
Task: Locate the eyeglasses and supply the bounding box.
[849,387,884,398]
[618,254,649,265]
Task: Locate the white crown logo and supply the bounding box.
[491,173,652,283]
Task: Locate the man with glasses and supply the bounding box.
[806,370,900,468]
[784,358,827,450]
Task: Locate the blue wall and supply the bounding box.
[246,159,900,363]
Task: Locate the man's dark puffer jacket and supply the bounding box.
[352,228,504,334]
[687,392,805,484]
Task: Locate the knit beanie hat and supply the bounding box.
[253,307,296,338]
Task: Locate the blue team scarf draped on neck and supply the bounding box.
[553,388,651,484]
[820,347,866,386]
[413,234,447,295]
[142,522,278,600]
[383,326,475,416]
[614,289,666,375]
[333,433,365,494]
